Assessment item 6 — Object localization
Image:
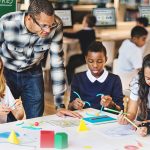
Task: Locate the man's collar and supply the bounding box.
[86,69,108,83]
[20,12,30,34]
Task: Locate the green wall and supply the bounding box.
[0,0,16,17]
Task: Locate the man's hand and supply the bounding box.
[56,108,82,119]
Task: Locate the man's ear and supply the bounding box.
[27,15,32,21]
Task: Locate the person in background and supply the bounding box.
[118,54,150,137]
[136,17,150,57]
[0,0,81,121]
[68,41,124,111]
[64,14,96,85]
[0,57,24,123]
[118,26,148,73]
[136,17,149,27]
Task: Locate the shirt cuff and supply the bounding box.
[130,93,138,101]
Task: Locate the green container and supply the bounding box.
[55,132,68,149]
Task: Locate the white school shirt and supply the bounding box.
[130,75,150,109]
[118,39,143,72]
[0,85,15,123]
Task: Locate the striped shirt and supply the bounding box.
[0,11,66,106]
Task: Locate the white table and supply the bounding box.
[0,108,149,150]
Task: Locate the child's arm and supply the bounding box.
[56,108,82,118]
[69,74,85,110]
[4,85,24,120]
[100,95,121,111]
[0,104,11,116]
[104,75,124,111]
[63,31,80,39]
[118,99,139,125]
[11,99,24,120]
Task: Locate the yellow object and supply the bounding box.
[83,146,92,149]
[7,130,20,144]
[95,112,100,116]
[78,120,89,131]
[123,96,129,113]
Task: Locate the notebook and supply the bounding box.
[83,115,116,124]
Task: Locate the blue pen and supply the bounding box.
[96,93,104,114]
[73,91,91,107]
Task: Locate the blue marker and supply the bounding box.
[96,93,104,97]
[73,91,91,107]
[96,93,104,114]
[73,91,81,99]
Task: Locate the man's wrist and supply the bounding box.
[55,104,66,110]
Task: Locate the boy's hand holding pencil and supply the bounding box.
[100,95,114,108]
[70,98,85,110]
[100,95,119,110]
[117,110,129,125]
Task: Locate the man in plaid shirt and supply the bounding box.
[0,0,81,121]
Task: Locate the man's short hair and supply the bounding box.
[28,0,54,16]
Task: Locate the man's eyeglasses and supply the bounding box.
[31,15,58,30]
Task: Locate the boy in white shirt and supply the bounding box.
[118,26,148,73]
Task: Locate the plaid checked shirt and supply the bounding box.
[0,11,66,107]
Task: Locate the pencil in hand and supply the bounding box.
[124,116,138,129]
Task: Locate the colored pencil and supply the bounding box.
[73,91,91,107]
[124,116,138,129]
[104,108,128,115]
[100,106,104,114]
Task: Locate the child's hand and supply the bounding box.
[136,127,147,137]
[71,98,85,110]
[100,95,114,108]
[117,111,129,125]
[10,99,23,110]
[0,104,11,115]
[56,108,83,119]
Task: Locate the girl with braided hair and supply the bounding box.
[118,54,150,136]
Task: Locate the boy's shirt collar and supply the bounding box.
[86,69,108,83]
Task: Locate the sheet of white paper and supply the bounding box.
[98,124,136,138]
